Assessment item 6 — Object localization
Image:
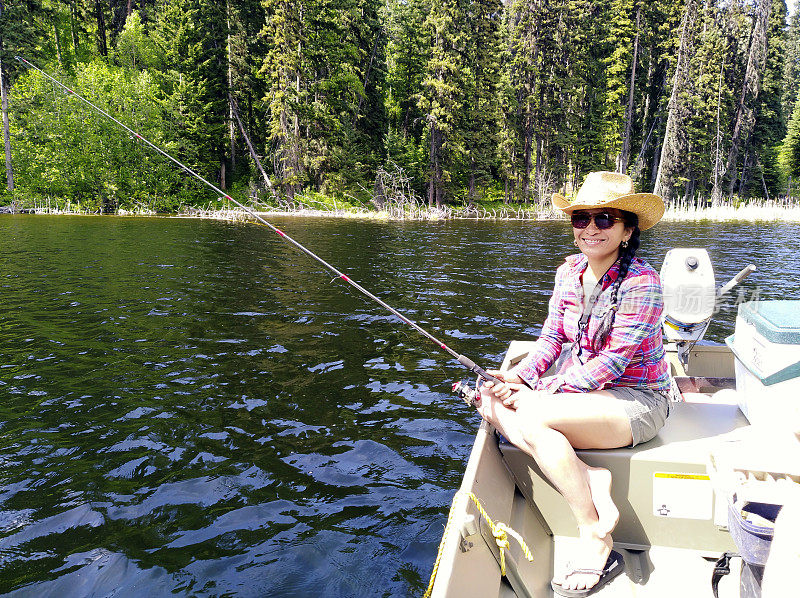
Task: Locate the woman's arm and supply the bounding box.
[508,263,571,387]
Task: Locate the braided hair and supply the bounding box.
[592,211,640,350]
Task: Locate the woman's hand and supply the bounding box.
[481,370,527,408]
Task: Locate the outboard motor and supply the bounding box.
[661,248,756,368]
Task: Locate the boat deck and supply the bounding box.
[429,341,771,598]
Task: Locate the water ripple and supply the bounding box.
[0,215,796,596]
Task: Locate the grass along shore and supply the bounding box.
[6,195,800,223]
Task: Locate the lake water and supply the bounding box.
[0,215,796,597]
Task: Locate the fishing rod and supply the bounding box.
[15,56,495,403]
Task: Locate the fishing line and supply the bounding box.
[15,56,498,395]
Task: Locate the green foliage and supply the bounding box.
[0,0,44,79]
[261,0,386,198]
[9,61,184,211]
[783,6,800,120]
[156,0,229,187]
[113,10,160,70]
[780,95,800,183]
[2,0,798,210]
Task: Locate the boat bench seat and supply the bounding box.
[497,401,749,551]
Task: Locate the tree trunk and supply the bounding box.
[522,113,533,199]
[95,1,108,57]
[353,28,381,126]
[0,0,14,198]
[69,1,80,55]
[713,0,771,203]
[428,121,435,207]
[654,0,697,203]
[535,134,544,202]
[53,18,63,67]
[618,4,641,174]
[713,58,725,198]
[468,160,476,205]
[230,94,278,200]
[226,0,236,173]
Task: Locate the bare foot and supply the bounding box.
[553,527,613,593]
[587,466,619,537]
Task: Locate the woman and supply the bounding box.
[478,171,672,597]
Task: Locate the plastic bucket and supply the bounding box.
[727,499,781,566]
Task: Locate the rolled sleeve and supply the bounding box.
[510,264,570,386]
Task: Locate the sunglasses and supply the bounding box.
[570,211,624,230]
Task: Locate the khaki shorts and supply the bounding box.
[603,386,671,447]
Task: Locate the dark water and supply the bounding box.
[0,215,796,597]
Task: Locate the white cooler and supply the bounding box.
[725,301,800,428]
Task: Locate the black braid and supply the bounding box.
[593,212,640,350]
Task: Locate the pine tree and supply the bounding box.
[780,95,800,194]
[0,0,44,197]
[261,0,303,198]
[419,0,467,206]
[385,0,430,191]
[225,0,269,188]
[654,0,698,204]
[745,0,787,198]
[713,0,772,201]
[783,6,800,127]
[461,0,503,201]
[157,0,230,191]
[504,0,540,200]
[603,0,638,172]
[681,0,731,202]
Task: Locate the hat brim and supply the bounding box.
[552,192,665,231]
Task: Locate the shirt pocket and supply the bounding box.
[591,291,615,317]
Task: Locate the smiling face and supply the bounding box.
[571,208,633,274]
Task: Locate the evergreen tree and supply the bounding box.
[461,0,503,201]
[261,0,305,199]
[385,0,430,192]
[0,0,45,196]
[225,0,269,186]
[603,0,638,172]
[157,0,230,191]
[783,6,800,125]
[780,95,800,194]
[681,0,731,202]
[714,0,772,201]
[745,0,787,198]
[654,0,698,203]
[503,0,540,200]
[419,0,467,206]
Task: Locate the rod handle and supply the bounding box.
[457,354,499,382]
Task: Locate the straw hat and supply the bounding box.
[552,171,665,231]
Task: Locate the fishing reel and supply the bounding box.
[452,378,481,407]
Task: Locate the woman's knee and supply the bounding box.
[516,400,560,430]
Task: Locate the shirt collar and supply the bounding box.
[566,253,624,287]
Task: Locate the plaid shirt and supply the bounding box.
[511,254,671,393]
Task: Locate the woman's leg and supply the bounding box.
[477,389,633,592]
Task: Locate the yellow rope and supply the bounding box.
[423,490,534,597]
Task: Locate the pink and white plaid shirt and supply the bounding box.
[511,254,671,393]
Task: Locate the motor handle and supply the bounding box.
[717,264,756,297]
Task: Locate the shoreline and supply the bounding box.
[4,201,800,223]
[176,202,800,224]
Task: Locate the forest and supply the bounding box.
[1,0,800,213]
